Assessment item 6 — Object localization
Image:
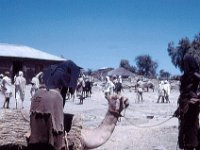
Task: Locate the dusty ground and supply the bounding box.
[0,83,180,150]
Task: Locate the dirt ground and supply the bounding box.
[0,83,180,150]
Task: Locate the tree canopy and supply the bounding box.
[135,55,158,78]
[159,69,171,80]
[119,59,136,73]
[168,33,200,72]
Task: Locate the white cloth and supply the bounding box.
[136,80,143,93]
[118,76,122,84]
[163,82,171,96]
[15,75,26,101]
[104,80,115,93]
[31,76,40,89]
[158,82,165,96]
[2,76,12,98]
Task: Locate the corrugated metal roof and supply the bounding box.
[0,43,66,61]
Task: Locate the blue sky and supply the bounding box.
[1,0,200,75]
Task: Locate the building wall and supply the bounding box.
[0,57,63,83]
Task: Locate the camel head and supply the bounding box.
[106,95,129,118]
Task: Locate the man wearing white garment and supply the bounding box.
[15,71,26,109]
[2,71,12,109]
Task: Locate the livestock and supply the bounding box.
[76,79,93,98]
[84,80,93,97]
[114,82,123,94]
[76,78,85,97]
[142,81,155,92]
[66,87,75,100]
[61,87,75,107]
[79,95,86,104]
[135,80,155,92]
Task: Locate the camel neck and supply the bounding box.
[80,109,123,149]
[99,111,119,130]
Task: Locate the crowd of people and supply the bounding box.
[0,68,171,110]
[0,70,42,109]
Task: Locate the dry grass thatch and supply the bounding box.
[107,67,135,77]
[0,109,29,149]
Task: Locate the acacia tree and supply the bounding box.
[119,59,136,73]
[119,59,130,69]
[135,55,158,78]
[168,33,200,72]
[167,37,190,72]
[192,33,200,49]
[159,69,171,80]
[189,33,200,65]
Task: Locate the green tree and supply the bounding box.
[167,37,190,72]
[188,33,200,65]
[168,33,200,72]
[192,33,200,49]
[119,59,131,69]
[159,69,171,80]
[119,59,136,73]
[135,55,158,78]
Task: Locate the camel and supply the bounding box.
[135,80,154,92]
[26,94,128,150]
[114,82,123,94]
[76,79,93,99]
[66,95,129,150]
[143,81,154,92]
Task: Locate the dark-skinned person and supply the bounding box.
[173,55,200,150]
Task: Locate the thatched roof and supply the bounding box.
[91,67,114,79]
[0,109,29,149]
[0,43,66,61]
[107,67,135,77]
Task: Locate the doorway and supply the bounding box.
[12,61,23,81]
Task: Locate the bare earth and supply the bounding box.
[0,83,180,150]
